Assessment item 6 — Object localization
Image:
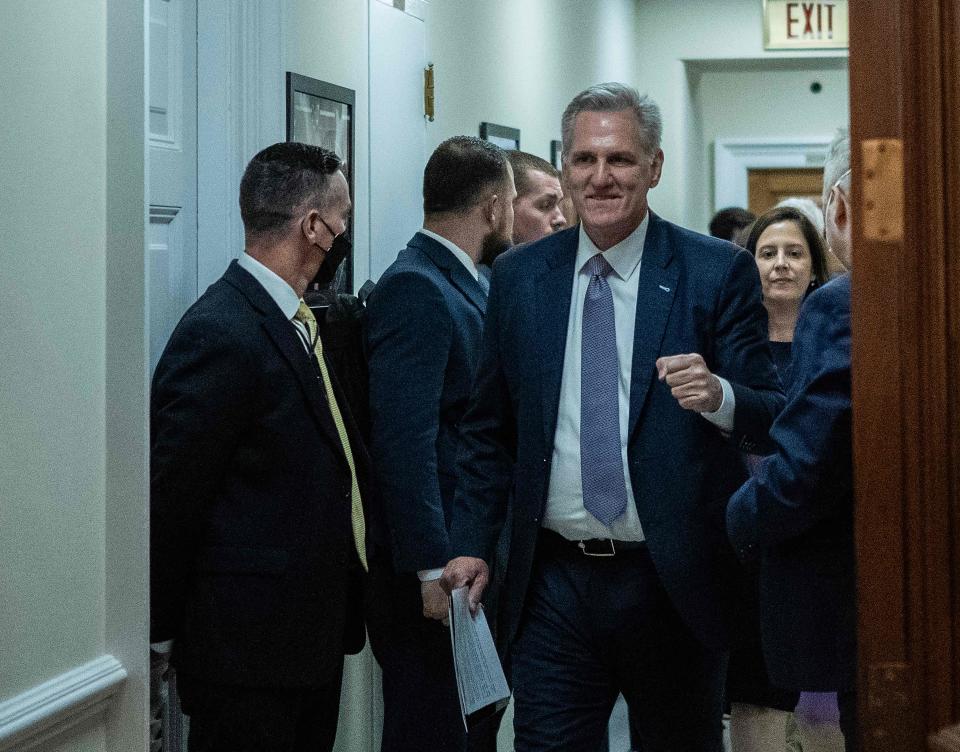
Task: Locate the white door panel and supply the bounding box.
[369,1,428,280]
[148,0,197,375]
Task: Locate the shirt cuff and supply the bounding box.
[417,568,445,582]
[700,375,735,432]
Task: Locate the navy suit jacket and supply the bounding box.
[151,260,380,688]
[449,215,784,651]
[364,232,487,573]
[727,273,855,691]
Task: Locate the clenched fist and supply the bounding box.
[656,353,723,413]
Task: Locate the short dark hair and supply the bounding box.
[506,150,559,198]
[239,142,343,237]
[709,207,755,241]
[745,206,830,286]
[423,136,510,215]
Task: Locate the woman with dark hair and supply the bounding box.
[727,205,831,752]
[746,206,829,375]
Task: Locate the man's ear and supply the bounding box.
[649,149,665,189]
[834,187,850,229]
[483,192,500,226]
[301,209,322,246]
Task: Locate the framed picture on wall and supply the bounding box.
[479,122,520,150]
[286,72,355,296]
[550,140,562,170]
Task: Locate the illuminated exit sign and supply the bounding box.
[763,0,848,49]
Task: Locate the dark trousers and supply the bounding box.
[510,535,726,752]
[368,566,498,752]
[177,668,343,752]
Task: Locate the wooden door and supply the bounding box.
[849,0,960,749]
[747,167,824,214]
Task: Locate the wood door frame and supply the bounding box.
[850,0,959,749]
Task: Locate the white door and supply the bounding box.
[147,1,197,749]
[148,0,198,374]
[369,0,429,280]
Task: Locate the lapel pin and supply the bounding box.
[658,284,671,293]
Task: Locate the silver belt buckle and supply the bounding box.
[578,539,616,557]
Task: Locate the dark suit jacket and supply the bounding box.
[150,260,380,689]
[727,273,855,691]
[448,215,784,652]
[364,231,487,573]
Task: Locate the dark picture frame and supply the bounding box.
[286,72,355,295]
[479,122,520,150]
[550,140,563,170]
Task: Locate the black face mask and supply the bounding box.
[312,231,352,288]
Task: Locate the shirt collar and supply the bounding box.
[418,228,480,281]
[237,252,301,320]
[576,212,649,281]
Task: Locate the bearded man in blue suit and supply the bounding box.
[436,83,785,752]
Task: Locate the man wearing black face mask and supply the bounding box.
[363,136,515,752]
[151,143,380,751]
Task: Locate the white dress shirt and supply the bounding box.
[237,252,312,348]
[418,228,479,280]
[544,215,735,542]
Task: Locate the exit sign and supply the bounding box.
[763,0,848,49]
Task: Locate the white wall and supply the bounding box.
[426,0,639,162]
[632,0,848,230]
[690,57,849,230]
[0,1,146,750]
[0,0,107,699]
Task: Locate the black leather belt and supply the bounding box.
[538,528,647,558]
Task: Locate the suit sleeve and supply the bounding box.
[365,271,454,573]
[448,265,516,564]
[713,248,786,446]
[726,283,852,558]
[150,313,255,641]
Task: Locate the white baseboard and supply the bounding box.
[0,655,127,751]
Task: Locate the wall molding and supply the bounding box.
[714,136,833,210]
[0,655,127,751]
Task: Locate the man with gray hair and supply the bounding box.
[728,129,857,750]
[437,82,784,750]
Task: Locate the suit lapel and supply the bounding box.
[224,261,348,462]
[536,230,578,449]
[628,213,679,440]
[411,233,488,315]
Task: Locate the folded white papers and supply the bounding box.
[448,586,511,730]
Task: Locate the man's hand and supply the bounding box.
[439,557,489,617]
[420,578,449,623]
[656,353,723,413]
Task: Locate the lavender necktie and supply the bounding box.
[580,253,628,525]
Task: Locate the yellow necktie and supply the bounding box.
[294,301,368,571]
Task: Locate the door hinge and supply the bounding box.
[424,63,435,122]
[862,138,904,243]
